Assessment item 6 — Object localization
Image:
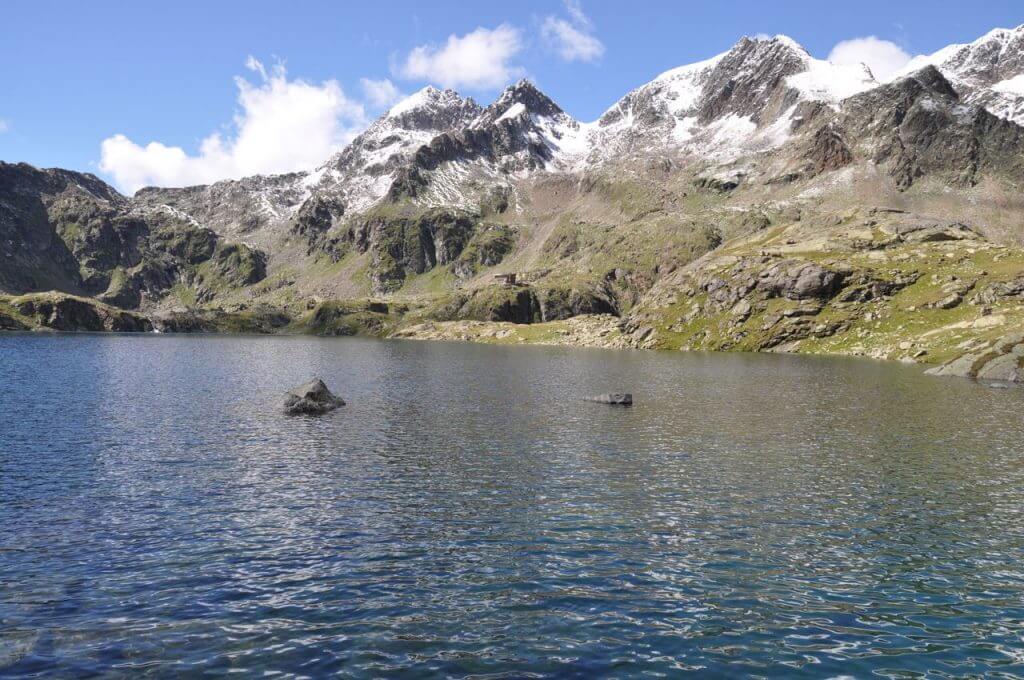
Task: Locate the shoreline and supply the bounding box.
[4,269,1023,384]
[4,311,1017,386]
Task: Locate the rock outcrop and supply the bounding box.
[927,333,1024,383]
[10,292,152,332]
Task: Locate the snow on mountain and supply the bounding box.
[475,79,590,168]
[130,87,483,244]
[311,86,481,213]
[891,25,1024,125]
[131,25,1024,248]
[396,80,590,210]
[786,58,877,104]
[582,35,879,166]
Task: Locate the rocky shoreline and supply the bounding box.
[2,286,1019,385]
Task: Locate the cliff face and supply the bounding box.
[0,162,267,310]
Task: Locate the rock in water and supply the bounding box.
[283,378,345,415]
[585,393,633,405]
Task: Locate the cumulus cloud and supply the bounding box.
[360,78,404,108]
[99,57,368,194]
[397,24,523,90]
[542,0,605,62]
[828,36,912,81]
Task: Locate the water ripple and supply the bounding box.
[2,335,1024,677]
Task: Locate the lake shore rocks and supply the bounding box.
[283,378,345,415]
[926,333,1024,384]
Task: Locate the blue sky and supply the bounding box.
[1,0,1022,192]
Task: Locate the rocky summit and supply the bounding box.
[6,26,1024,383]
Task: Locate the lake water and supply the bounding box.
[2,334,1024,678]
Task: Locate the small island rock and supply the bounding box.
[283,378,345,415]
[585,393,633,405]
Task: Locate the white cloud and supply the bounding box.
[0,119,8,134]
[99,57,368,194]
[360,78,404,108]
[397,24,523,90]
[542,0,605,63]
[828,36,912,81]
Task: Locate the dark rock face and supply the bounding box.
[283,378,345,415]
[291,194,346,249]
[694,175,742,193]
[973,276,1024,305]
[0,162,269,309]
[697,37,807,125]
[348,209,479,294]
[538,283,619,321]
[805,124,853,174]
[843,66,1024,188]
[12,294,152,332]
[836,271,920,303]
[432,286,542,324]
[0,162,120,294]
[452,225,515,279]
[209,243,267,286]
[301,300,394,337]
[488,288,543,324]
[430,279,619,326]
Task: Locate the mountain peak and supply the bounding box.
[387,86,476,119]
[742,33,809,56]
[490,79,564,119]
[884,24,1024,126]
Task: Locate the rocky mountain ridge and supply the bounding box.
[5,25,1024,383]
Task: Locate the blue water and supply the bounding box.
[2,334,1024,678]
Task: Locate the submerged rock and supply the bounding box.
[585,393,633,405]
[283,378,345,415]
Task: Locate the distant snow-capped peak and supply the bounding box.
[890,25,1024,125]
[583,34,878,165]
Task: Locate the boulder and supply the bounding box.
[585,393,633,405]
[758,261,847,301]
[283,378,345,415]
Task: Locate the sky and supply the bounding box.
[1,0,1022,193]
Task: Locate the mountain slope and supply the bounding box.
[131,86,482,251]
[0,161,268,309]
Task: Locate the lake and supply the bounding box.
[2,334,1024,677]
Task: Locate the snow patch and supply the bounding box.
[992,74,1024,96]
[387,86,439,117]
[496,102,527,122]
[786,60,877,104]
